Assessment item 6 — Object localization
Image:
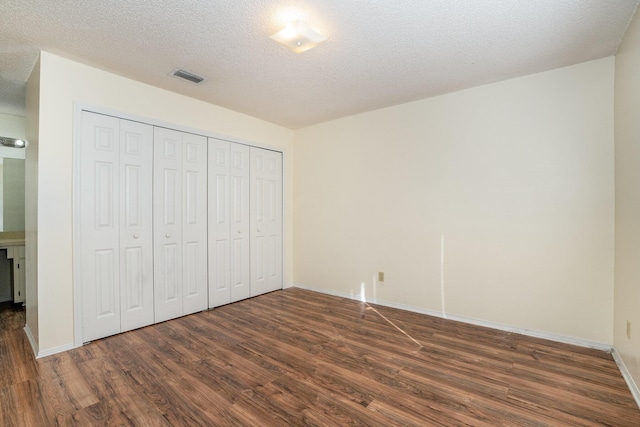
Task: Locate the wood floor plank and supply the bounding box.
[0,335,38,389]
[506,381,640,426]
[1,290,639,425]
[511,360,639,406]
[0,383,19,426]
[267,372,391,427]
[76,355,136,401]
[9,379,50,426]
[395,365,587,427]
[71,395,171,427]
[367,397,495,427]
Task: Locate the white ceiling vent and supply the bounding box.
[170,69,207,85]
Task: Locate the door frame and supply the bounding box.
[72,103,287,348]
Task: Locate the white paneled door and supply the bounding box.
[229,143,251,302]
[181,132,209,314]
[154,128,208,322]
[80,112,154,342]
[208,139,250,308]
[120,119,154,332]
[250,147,283,297]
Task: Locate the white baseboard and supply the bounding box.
[36,342,77,359]
[291,283,611,352]
[611,348,640,409]
[23,325,77,359]
[23,324,38,357]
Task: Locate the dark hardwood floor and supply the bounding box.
[1,288,639,426]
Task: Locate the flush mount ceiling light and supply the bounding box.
[270,20,327,53]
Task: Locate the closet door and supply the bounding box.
[250,147,283,296]
[119,120,154,332]
[208,139,231,307]
[154,128,208,322]
[80,112,153,341]
[154,128,183,322]
[229,143,250,302]
[181,132,208,314]
[208,140,250,308]
[80,112,121,341]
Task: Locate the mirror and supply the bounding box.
[0,147,25,232]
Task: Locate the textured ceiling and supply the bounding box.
[0,1,638,129]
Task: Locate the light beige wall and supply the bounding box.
[0,114,26,160]
[36,51,294,352]
[294,57,615,344]
[3,158,25,231]
[0,114,26,233]
[614,7,640,392]
[0,113,25,139]
[25,56,40,346]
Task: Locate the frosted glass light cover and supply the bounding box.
[270,20,327,53]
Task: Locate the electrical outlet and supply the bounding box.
[378,272,385,283]
[627,320,632,339]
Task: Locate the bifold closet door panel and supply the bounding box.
[154,127,208,322]
[181,132,208,315]
[208,139,250,308]
[250,147,283,297]
[154,127,184,322]
[208,139,231,307]
[119,119,154,332]
[229,143,250,303]
[80,112,122,341]
[80,111,154,341]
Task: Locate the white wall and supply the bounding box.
[33,51,294,353]
[614,6,640,395]
[294,57,615,344]
[25,56,40,346]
